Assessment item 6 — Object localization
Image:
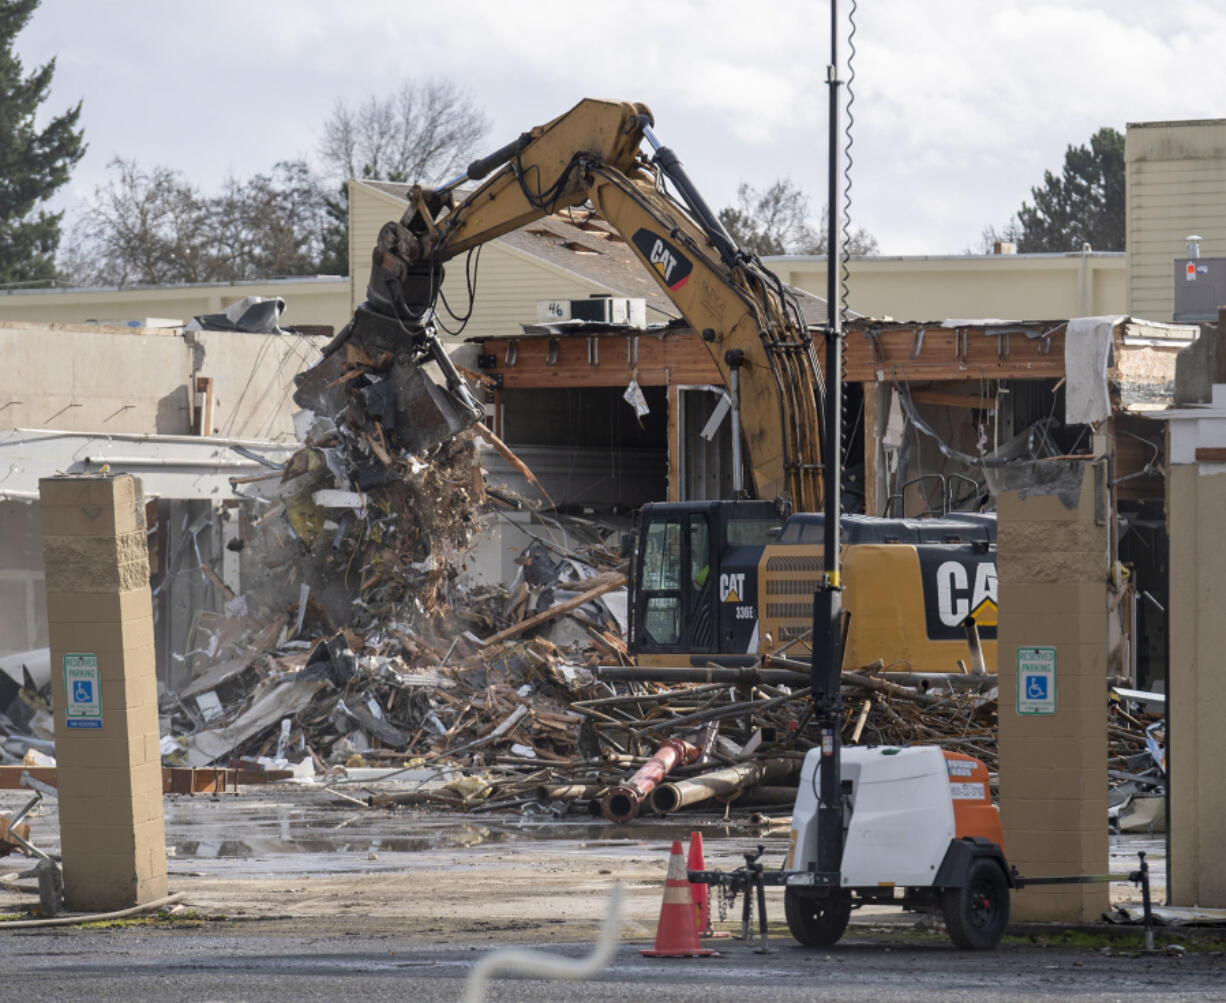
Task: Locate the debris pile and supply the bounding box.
[834,663,1000,770]
[159,312,636,781]
[160,620,1016,821]
[1107,688,1167,834]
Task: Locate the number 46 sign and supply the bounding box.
[1017,646,1056,715]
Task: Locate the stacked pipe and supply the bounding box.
[601,738,700,822]
[649,758,795,814]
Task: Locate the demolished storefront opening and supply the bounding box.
[844,316,1192,693]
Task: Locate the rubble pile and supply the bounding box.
[1107,690,1167,834]
[836,667,1000,770]
[2,606,1169,827]
[153,317,633,776]
[272,428,482,637]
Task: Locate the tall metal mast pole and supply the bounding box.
[812,0,846,881]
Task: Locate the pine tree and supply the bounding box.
[1015,128,1124,253]
[0,0,86,285]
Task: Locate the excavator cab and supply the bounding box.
[630,501,781,665]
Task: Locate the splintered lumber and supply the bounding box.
[841,669,947,707]
[479,572,626,646]
[479,425,540,486]
[536,784,607,802]
[650,758,795,814]
[638,688,812,735]
[850,698,873,743]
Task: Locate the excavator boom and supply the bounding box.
[354,97,825,511]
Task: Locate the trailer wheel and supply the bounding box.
[784,888,851,947]
[942,857,1009,950]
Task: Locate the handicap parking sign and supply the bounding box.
[63,653,103,729]
[1017,647,1056,715]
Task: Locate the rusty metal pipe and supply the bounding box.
[649,758,794,814]
[738,785,799,806]
[601,738,699,823]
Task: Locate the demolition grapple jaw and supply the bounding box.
[293,304,484,458]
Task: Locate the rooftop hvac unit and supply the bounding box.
[1174,258,1226,323]
[537,296,647,327]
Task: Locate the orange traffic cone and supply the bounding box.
[641,840,717,958]
[687,831,713,937]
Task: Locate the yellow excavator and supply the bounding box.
[304,97,996,676]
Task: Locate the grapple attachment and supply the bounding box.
[387,345,484,455]
[294,304,484,458]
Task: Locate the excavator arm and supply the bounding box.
[584,157,825,511]
[336,97,826,510]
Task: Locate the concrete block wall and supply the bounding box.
[1166,457,1226,905]
[40,474,167,910]
[996,463,1109,922]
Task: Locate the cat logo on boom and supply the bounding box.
[719,572,745,603]
[632,228,694,291]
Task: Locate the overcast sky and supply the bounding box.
[18,0,1226,258]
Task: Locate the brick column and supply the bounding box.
[40,474,167,910]
[996,461,1109,922]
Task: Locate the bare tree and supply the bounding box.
[319,78,490,185]
[70,158,208,286]
[719,178,879,257]
[67,158,328,287]
[969,219,1024,255]
[209,161,326,280]
[62,81,489,285]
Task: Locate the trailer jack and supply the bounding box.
[690,844,774,953]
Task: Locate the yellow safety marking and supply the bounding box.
[971,596,998,627]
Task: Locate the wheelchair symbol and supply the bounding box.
[1025,675,1047,701]
[72,680,93,704]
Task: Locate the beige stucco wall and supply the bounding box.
[0,320,325,441]
[1127,119,1226,322]
[766,253,1125,322]
[0,277,351,334]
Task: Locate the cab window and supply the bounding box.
[642,520,682,590]
[641,520,683,645]
[690,514,710,591]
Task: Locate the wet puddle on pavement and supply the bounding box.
[0,785,1164,888]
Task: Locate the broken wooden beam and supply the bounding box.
[479,573,626,646]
